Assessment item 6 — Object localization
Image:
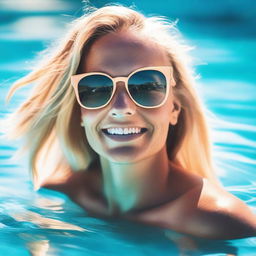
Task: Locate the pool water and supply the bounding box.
[0,1,255,255]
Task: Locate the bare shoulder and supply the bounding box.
[128,178,256,239]
[41,165,109,217]
[170,179,256,239]
[197,179,255,218]
[41,170,87,197]
[41,160,101,194]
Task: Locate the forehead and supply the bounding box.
[81,31,170,76]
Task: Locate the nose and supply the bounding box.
[109,81,136,118]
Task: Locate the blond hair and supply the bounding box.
[4,4,220,189]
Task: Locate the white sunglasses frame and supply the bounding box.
[71,66,176,109]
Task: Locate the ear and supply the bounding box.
[169,100,181,126]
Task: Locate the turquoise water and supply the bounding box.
[0,1,256,255]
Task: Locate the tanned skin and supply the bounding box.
[43,30,256,240]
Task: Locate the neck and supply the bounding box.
[99,146,170,215]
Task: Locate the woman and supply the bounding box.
[5,5,256,239]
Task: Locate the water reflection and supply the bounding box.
[11,210,86,231]
[165,229,238,255]
[0,1,255,255]
[34,197,64,212]
[26,239,50,256]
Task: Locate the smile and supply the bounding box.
[104,127,147,135]
[101,127,148,141]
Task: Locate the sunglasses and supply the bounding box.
[71,66,175,109]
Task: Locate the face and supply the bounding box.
[79,30,180,163]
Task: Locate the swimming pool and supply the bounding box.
[0,1,255,255]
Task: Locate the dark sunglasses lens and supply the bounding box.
[128,70,167,107]
[78,75,113,108]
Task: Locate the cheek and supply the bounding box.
[152,98,173,126]
[80,108,102,125]
[154,116,170,143]
[82,120,104,156]
[151,101,173,141]
[80,108,102,146]
[80,107,88,120]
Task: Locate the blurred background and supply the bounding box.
[0,1,256,255]
[1,0,255,181]
[1,0,256,120]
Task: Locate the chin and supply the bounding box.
[103,146,146,163]
[104,147,163,164]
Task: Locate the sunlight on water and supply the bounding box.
[0,1,256,255]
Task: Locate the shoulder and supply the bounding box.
[197,179,255,219]
[41,161,102,196]
[127,178,256,239]
[178,179,256,239]
[41,170,85,194]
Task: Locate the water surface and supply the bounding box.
[0,1,255,255]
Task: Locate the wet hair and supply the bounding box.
[4,4,220,189]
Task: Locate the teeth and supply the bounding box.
[106,127,142,135]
